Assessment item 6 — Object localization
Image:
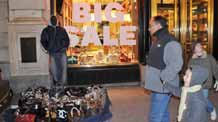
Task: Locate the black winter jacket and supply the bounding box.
[41,25,70,54]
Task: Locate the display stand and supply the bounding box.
[3,86,112,122]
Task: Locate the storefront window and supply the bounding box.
[62,0,138,66]
[151,0,179,38]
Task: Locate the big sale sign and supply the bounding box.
[65,2,136,46]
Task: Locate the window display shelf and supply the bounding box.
[62,0,138,66]
[67,63,140,85]
[68,62,138,68]
[190,0,209,51]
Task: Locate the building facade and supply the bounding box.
[0,0,217,92]
[0,0,51,92]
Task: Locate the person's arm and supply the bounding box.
[160,41,183,84]
[187,58,193,67]
[163,82,181,97]
[209,55,218,80]
[209,55,218,91]
[40,29,49,51]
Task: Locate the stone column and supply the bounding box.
[0,0,10,80]
[8,0,51,92]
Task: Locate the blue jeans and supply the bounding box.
[202,89,214,113]
[149,92,171,122]
[50,52,67,86]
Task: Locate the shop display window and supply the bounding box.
[151,0,213,63]
[61,0,138,66]
[184,0,211,61]
[191,0,209,50]
[157,4,175,35]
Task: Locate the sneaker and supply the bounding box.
[211,108,217,120]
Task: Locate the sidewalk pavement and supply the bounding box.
[108,86,218,122]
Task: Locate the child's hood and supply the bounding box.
[190,65,209,86]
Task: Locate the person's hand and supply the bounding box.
[214,80,218,91]
[160,78,166,85]
[183,69,192,87]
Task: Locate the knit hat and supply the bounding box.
[50,15,57,26]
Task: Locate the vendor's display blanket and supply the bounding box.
[3,85,112,122]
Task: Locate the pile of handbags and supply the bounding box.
[15,85,108,122]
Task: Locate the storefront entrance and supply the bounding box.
[151,0,214,63]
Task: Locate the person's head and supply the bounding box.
[50,15,57,26]
[192,40,204,57]
[149,16,168,35]
[183,65,209,87]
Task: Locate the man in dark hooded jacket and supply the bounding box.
[40,16,70,89]
[163,65,209,122]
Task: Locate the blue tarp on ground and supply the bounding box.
[80,92,112,122]
[3,91,112,122]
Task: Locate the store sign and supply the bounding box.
[65,2,136,46]
[73,3,124,22]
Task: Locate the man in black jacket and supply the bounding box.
[41,16,70,89]
[145,16,183,122]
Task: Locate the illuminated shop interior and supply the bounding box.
[59,0,139,66]
[58,0,214,66]
[151,0,213,62]
[52,0,216,84]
